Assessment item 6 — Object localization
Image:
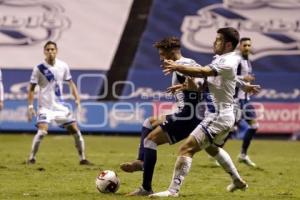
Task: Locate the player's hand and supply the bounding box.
[244,84,261,95]
[163,59,177,75]
[166,84,184,94]
[0,101,3,111]
[166,78,199,93]
[244,74,255,82]
[27,105,36,122]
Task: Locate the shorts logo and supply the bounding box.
[38,114,47,120]
[0,0,70,46]
[181,0,300,60]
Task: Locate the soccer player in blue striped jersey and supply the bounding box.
[26,41,92,165]
[234,37,259,167]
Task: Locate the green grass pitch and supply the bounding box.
[0,134,299,200]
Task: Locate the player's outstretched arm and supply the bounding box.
[27,83,36,121]
[163,60,214,77]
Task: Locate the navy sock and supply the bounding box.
[142,148,157,191]
[242,128,257,155]
[137,127,152,161]
[237,119,250,139]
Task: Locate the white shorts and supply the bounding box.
[191,107,235,148]
[36,107,76,128]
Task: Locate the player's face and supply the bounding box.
[158,49,174,61]
[239,40,251,57]
[44,44,57,61]
[213,33,226,55]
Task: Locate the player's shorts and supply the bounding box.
[160,90,204,144]
[238,99,256,121]
[191,105,235,148]
[36,106,76,128]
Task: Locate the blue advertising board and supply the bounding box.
[124,0,300,103]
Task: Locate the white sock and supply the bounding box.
[29,130,47,160]
[73,131,86,160]
[168,156,193,194]
[214,148,241,181]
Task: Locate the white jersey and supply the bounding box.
[30,59,72,111]
[191,52,241,146]
[234,55,252,100]
[205,52,241,113]
[0,69,3,101]
[172,57,199,109]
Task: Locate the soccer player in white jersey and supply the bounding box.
[120,37,204,196]
[234,37,259,167]
[150,27,249,197]
[0,69,4,110]
[26,41,92,165]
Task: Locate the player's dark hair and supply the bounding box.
[154,37,181,51]
[217,27,240,50]
[44,41,57,49]
[240,37,251,42]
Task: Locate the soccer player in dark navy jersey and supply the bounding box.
[120,37,205,196]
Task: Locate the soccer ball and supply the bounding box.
[95,170,120,193]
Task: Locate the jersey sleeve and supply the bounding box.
[30,66,39,84]
[208,56,240,76]
[64,64,72,81]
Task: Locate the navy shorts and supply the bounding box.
[160,90,203,144]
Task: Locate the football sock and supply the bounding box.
[73,131,86,160]
[142,139,157,191]
[168,156,192,194]
[214,148,241,181]
[29,130,47,160]
[241,128,257,155]
[237,119,249,139]
[138,118,153,161]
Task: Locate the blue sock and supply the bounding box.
[242,128,257,155]
[137,127,152,161]
[142,148,157,191]
[237,119,250,139]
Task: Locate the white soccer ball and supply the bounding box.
[95,170,120,193]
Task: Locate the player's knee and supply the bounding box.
[178,142,197,157]
[143,138,157,150]
[37,129,47,136]
[67,124,79,134]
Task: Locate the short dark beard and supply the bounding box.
[242,53,249,59]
